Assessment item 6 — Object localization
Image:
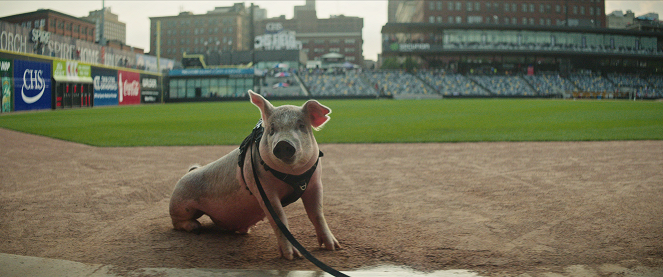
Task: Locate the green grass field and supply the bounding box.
[0,99,661,146]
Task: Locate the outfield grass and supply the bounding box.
[0,99,661,146]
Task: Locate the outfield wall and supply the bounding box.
[0,49,162,113]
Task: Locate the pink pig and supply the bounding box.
[169,90,340,259]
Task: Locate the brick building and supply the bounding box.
[0,9,95,43]
[82,7,126,44]
[255,0,364,64]
[149,3,252,62]
[389,0,606,28]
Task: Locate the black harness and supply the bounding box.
[238,120,347,277]
[238,120,323,207]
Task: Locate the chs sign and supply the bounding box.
[254,30,302,51]
[14,60,51,111]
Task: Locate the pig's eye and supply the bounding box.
[299,123,307,131]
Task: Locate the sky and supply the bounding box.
[1,0,662,62]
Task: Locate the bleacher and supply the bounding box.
[417,71,489,96]
[363,70,432,96]
[523,74,576,96]
[300,71,375,97]
[293,69,663,99]
[567,73,616,92]
[469,75,535,96]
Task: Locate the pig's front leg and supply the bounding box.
[258,191,302,260]
[301,165,341,251]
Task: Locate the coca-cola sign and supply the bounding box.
[117,70,140,105]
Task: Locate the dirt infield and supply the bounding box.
[0,128,661,276]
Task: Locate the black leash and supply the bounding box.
[249,144,349,277]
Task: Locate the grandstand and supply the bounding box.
[417,71,489,96]
[299,70,374,97]
[294,69,663,99]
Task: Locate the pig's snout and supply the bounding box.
[273,140,296,161]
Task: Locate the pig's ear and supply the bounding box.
[248,90,273,123]
[303,100,331,131]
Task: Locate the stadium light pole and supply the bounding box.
[156,20,163,104]
[100,0,106,46]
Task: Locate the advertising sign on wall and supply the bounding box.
[1,58,12,112]
[92,67,118,106]
[140,75,160,104]
[13,60,51,111]
[53,59,92,83]
[118,70,140,105]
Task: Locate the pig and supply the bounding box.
[169,90,340,259]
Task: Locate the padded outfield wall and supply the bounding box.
[0,49,163,112]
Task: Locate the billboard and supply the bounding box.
[118,70,140,105]
[1,58,12,112]
[53,59,92,82]
[13,60,51,111]
[92,67,118,106]
[140,75,160,104]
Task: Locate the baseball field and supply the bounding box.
[0,98,661,276]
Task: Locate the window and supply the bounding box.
[437,1,443,10]
[475,2,480,11]
[589,7,594,15]
[429,1,435,10]
[329,47,340,52]
[455,2,462,11]
[429,16,435,23]
[529,4,534,12]
[522,3,527,12]
[468,16,482,24]
[505,3,509,12]
[448,2,454,10]
[466,2,472,11]
[522,17,527,25]
[540,4,545,13]
[345,39,355,44]
[580,6,585,15]
[573,6,578,14]
[449,16,454,23]
[344,47,355,52]
[555,5,561,13]
[178,79,186,98]
[437,16,443,23]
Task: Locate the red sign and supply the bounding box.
[118,70,140,105]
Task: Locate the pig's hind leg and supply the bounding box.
[170,199,205,234]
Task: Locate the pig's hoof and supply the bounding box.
[173,220,202,234]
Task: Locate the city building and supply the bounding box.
[149,3,252,62]
[82,7,127,44]
[389,0,606,28]
[0,9,95,43]
[607,10,635,29]
[626,13,663,33]
[255,0,364,64]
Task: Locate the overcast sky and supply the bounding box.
[1,1,662,61]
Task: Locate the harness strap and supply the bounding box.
[250,145,348,277]
[238,119,322,207]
